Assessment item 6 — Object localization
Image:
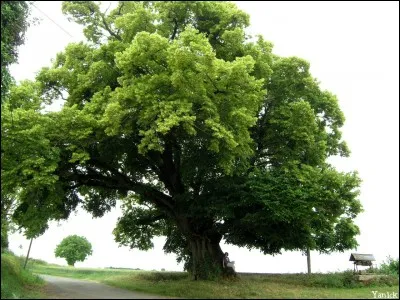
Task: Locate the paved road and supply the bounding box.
[39,274,175,299]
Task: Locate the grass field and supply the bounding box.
[1,251,46,299]
[29,261,399,299]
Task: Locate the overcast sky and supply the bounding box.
[8,1,399,273]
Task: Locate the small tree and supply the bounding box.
[54,235,93,266]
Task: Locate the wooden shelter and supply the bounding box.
[349,253,375,273]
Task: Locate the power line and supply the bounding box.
[31,3,74,38]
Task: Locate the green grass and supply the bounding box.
[29,262,399,299]
[1,250,46,299]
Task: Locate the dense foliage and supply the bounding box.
[1,1,31,103]
[1,1,362,279]
[1,1,32,250]
[379,257,399,276]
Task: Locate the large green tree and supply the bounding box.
[1,1,362,279]
[55,235,93,266]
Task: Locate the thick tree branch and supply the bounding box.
[66,158,175,214]
[52,86,67,100]
[136,212,166,226]
[117,2,125,15]
[114,2,125,36]
[100,14,122,41]
[170,18,179,41]
[87,158,131,186]
[159,137,185,195]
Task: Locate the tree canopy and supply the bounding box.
[1,1,362,279]
[55,235,93,266]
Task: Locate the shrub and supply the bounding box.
[378,256,399,276]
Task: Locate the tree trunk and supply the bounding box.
[189,235,225,280]
[175,215,232,280]
[67,260,75,267]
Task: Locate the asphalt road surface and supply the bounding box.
[39,274,175,299]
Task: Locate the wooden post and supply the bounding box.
[306,247,311,274]
[23,238,33,269]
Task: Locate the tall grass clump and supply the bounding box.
[1,250,45,299]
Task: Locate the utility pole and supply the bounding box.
[23,238,33,269]
[306,247,311,274]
